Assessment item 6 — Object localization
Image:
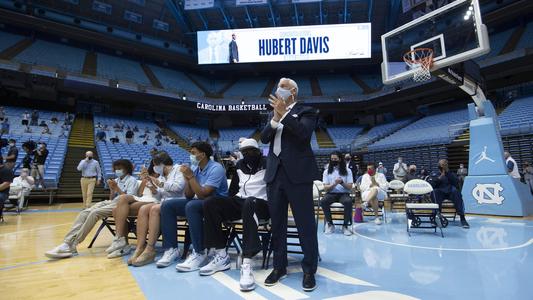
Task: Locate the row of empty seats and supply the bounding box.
[0,31,25,52]
[498,96,533,136]
[352,118,415,149]
[217,127,256,152]
[368,109,469,150]
[15,40,86,73]
[326,125,365,147]
[167,123,210,143]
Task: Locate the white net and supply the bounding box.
[403,48,433,82]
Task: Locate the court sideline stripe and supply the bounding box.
[353,224,533,252]
[211,272,269,300]
[0,222,72,237]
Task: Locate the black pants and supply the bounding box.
[267,165,318,275]
[21,120,28,126]
[320,193,353,226]
[432,186,465,215]
[203,196,270,258]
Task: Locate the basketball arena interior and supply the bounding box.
[0,0,532,299]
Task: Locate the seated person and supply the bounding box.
[41,125,51,135]
[320,151,354,235]
[359,162,389,225]
[51,116,58,124]
[158,141,228,270]
[200,139,268,291]
[110,136,120,144]
[96,129,107,143]
[39,120,47,127]
[1,118,9,135]
[429,159,469,228]
[45,159,138,259]
[0,162,15,218]
[10,168,34,209]
[108,151,185,262]
[405,165,418,181]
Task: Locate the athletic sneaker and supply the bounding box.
[106,236,127,254]
[374,217,382,225]
[342,226,353,236]
[361,201,368,210]
[199,253,231,276]
[324,223,335,234]
[176,250,207,272]
[156,248,179,268]
[107,244,133,259]
[45,243,77,259]
[239,262,255,292]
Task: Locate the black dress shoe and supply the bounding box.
[264,269,287,286]
[460,216,470,228]
[302,273,316,292]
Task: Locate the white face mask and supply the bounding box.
[115,169,124,178]
[190,154,199,167]
[154,165,165,175]
[276,87,292,101]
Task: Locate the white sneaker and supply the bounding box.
[45,243,76,259]
[342,226,353,236]
[239,262,255,292]
[156,248,179,268]
[176,250,207,272]
[107,245,133,259]
[374,217,382,225]
[106,236,127,254]
[199,253,231,276]
[324,223,335,234]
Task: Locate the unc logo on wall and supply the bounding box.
[472,183,504,205]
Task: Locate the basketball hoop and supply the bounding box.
[403,48,434,82]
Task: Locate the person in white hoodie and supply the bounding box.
[359,162,389,225]
[199,138,269,292]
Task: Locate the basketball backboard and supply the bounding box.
[381,0,490,85]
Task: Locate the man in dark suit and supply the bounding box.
[229,33,239,64]
[260,77,320,292]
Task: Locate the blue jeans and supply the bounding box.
[160,198,205,252]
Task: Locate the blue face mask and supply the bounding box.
[276,87,292,101]
[115,169,124,178]
[190,154,199,167]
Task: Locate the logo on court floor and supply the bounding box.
[474,146,495,165]
[472,183,504,205]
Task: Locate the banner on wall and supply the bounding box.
[197,23,371,64]
[196,102,268,112]
[236,0,268,5]
[184,0,214,10]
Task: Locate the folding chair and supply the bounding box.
[88,216,138,248]
[225,218,272,269]
[403,179,446,238]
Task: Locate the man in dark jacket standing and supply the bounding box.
[260,77,320,292]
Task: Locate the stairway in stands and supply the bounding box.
[56,115,106,201]
[446,129,470,173]
[315,128,336,149]
[158,122,191,152]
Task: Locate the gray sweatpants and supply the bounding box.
[63,200,116,245]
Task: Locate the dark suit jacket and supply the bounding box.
[229,40,239,63]
[260,103,320,185]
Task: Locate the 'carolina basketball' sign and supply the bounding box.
[196,102,267,112]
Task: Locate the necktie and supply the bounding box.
[273,123,283,156]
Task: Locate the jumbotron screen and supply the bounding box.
[197,23,371,65]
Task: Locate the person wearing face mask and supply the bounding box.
[77,151,102,208]
[260,77,320,292]
[377,162,387,176]
[429,159,469,228]
[345,153,358,183]
[108,151,185,261]
[457,163,468,189]
[158,141,228,271]
[4,139,18,169]
[393,157,408,182]
[321,152,354,236]
[198,138,268,290]
[45,159,138,259]
[360,162,389,225]
[32,142,48,188]
[405,164,418,181]
[10,168,35,210]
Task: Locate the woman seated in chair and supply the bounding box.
[359,162,389,225]
[107,151,186,264]
[10,168,35,209]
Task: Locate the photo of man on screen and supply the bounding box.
[229,33,239,64]
[198,31,227,64]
